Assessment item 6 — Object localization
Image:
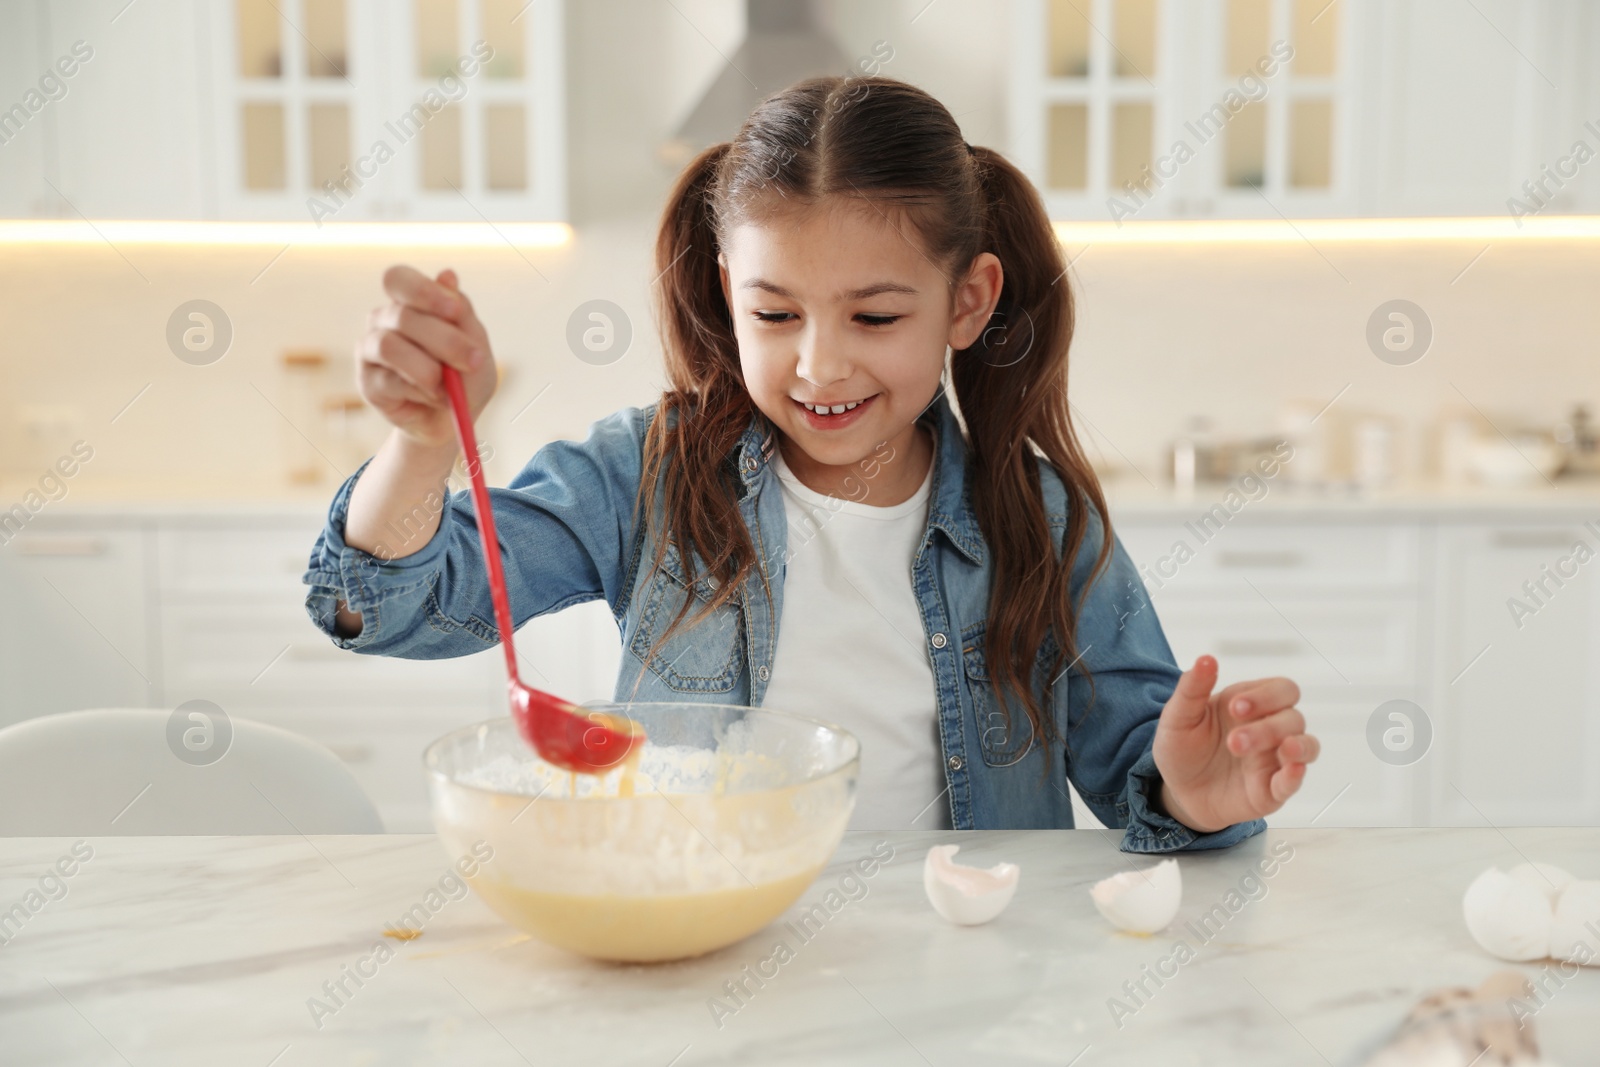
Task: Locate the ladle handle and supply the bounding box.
[440,364,520,685]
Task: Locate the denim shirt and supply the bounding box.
[303,389,1265,853]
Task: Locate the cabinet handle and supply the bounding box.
[1215,639,1301,657]
[1217,551,1306,568]
[1491,530,1578,548]
[10,535,109,557]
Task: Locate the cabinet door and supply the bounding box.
[0,520,155,727]
[1363,0,1569,217]
[207,0,395,220]
[43,0,208,218]
[0,0,52,217]
[379,0,566,221]
[1431,521,1600,825]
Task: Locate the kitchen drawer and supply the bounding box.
[1150,597,1420,690]
[1265,703,1422,828]
[158,519,324,599]
[0,520,155,722]
[161,601,503,703]
[1115,519,1420,596]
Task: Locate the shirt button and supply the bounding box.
[948,755,964,771]
[930,632,948,649]
[757,664,770,681]
[744,455,759,472]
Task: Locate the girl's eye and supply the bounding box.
[857,314,901,328]
[752,311,796,324]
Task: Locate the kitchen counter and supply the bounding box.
[5,476,1600,521]
[1102,478,1600,519]
[3,828,1597,1065]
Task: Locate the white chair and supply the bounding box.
[0,708,384,835]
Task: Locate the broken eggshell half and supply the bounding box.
[1090,858,1182,935]
[923,845,1020,926]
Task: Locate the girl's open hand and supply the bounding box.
[1150,656,1319,833]
[356,266,498,447]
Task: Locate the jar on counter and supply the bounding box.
[281,348,329,485]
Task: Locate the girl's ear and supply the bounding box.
[949,251,1005,352]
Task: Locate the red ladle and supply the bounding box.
[439,363,643,773]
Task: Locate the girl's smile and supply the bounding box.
[791,391,879,430]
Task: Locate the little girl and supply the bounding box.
[304,76,1318,849]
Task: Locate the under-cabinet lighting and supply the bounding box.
[1051,216,1600,244]
[0,220,574,248]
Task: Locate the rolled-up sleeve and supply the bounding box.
[1058,510,1266,854]
[302,405,651,659]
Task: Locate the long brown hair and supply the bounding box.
[634,75,1112,759]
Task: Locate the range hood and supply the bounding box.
[662,0,853,163]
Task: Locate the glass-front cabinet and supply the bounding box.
[1014,0,1600,222]
[1013,0,1353,221]
[211,0,565,221]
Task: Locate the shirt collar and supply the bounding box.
[736,387,986,566]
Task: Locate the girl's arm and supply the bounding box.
[332,266,496,636]
[303,266,646,658]
[1056,513,1283,852]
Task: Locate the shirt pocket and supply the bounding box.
[627,547,745,694]
[960,621,1058,767]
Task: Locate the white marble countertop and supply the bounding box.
[3,828,1597,1065]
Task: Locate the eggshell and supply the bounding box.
[1090,858,1181,935]
[1462,866,1553,962]
[1548,879,1600,967]
[923,845,1020,926]
[1507,861,1576,905]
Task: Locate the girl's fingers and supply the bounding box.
[1277,733,1320,764]
[361,363,438,410]
[382,264,462,321]
[1222,676,1301,721]
[375,303,480,373]
[360,328,446,400]
[1227,705,1306,755]
[1164,655,1219,729]
[1268,760,1307,804]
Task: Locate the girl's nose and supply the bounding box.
[795,325,852,387]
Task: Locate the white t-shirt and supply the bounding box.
[761,443,950,831]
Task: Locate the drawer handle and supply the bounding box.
[1491,530,1579,548]
[10,535,109,557]
[1215,639,1301,657]
[1217,551,1306,568]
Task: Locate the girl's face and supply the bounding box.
[718,199,1002,496]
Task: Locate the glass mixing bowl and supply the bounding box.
[424,703,860,963]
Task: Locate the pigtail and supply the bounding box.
[631,143,766,692]
[954,145,1113,750]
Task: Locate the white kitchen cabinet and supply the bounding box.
[1011,0,1357,221]
[1117,506,1600,830]
[0,0,566,222]
[372,0,567,222]
[1117,511,1423,828]
[0,0,58,218]
[1429,520,1600,827]
[205,0,566,222]
[42,0,210,219]
[1011,0,1600,220]
[0,518,156,726]
[1267,700,1423,827]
